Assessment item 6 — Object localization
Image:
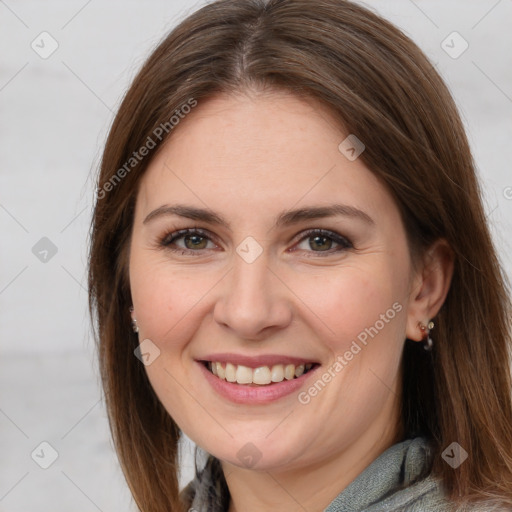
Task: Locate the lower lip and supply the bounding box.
[197,362,318,404]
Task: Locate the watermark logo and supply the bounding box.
[236,236,263,264]
[134,339,161,366]
[31,441,59,469]
[338,134,365,161]
[32,237,58,263]
[441,32,469,59]
[236,442,262,468]
[442,442,468,469]
[31,32,59,59]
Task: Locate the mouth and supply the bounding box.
[202,361,319,386]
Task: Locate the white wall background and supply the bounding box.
[1,1,511,510]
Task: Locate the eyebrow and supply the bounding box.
[143,203,375,228]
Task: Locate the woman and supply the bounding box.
[88,0,512,510]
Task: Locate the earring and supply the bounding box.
[418,320,434,351]
[129,306,139,333]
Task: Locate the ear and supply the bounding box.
[405,238,455,341]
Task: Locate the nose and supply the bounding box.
[213,248,293,340]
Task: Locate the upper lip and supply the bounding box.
[197,353,318,368]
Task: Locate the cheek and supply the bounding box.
[129,258,211,426]
[289,262,406,354]
[289,267,407,424]
[129,256,214,349]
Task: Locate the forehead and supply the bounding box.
[136,91,396,226]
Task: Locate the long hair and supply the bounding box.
[88,1,512,510]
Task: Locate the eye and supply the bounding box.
[159,227,353,256]
[160,228,217,253]
[292,229,352,255]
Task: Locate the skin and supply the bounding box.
[128,90,454,512]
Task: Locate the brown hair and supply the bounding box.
[88,1,512,510]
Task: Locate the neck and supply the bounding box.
[222,412,403,512]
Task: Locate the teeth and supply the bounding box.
[284,364,295,380]
[216,362,225,380]
[236,365,252,384]
[253,366,272,385]
[225,362,237,382]
[271,364,284,383]
[208,361,314,386]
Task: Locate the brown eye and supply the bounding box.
[308,235,333,251]
[183,233,208,250]
[161,228,216,252]
[294,229,352,255]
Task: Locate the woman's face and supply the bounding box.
[129,91,417,472]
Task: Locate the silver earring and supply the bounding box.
[419,320,434,351]
[129,307,139,333]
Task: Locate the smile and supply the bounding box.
[206,361,316,386]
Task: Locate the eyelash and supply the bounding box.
[159,228,353,257]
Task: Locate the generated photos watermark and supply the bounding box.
[298,301,403,405]
[96,97,198,199]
